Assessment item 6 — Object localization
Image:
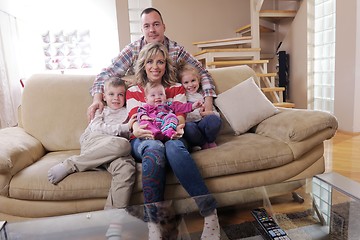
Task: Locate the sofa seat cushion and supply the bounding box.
[89,133,294,194]
[131,133,295,190]
[10,134,295,201]
[9,151,111,201]
[191,133,294,178]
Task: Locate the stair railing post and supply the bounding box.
[250,0,262,60]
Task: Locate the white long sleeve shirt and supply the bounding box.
[83,107,130,139]
[186,92,220,122]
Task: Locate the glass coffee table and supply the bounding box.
[1,172,359,240]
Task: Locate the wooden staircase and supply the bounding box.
[193,0,300,108]
[192,36,253,49]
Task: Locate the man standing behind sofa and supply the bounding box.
[87,7,216,122]
[88,8,219,239]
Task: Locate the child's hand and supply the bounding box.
[171,124,185,140]
[192,100,203,110]
[141,115,154,121]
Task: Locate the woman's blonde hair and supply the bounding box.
[135,42,177,87]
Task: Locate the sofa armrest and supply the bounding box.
[0,127,45,174]
[254,108,338,142]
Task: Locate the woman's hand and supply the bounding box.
[127,114,137,130]
[171,124,185,140]
[192,100,203,110]
[132,122,154,139]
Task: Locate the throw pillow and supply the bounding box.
[214,77,279,135]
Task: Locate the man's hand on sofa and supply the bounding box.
[87,93,104,122]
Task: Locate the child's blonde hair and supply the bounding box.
[143,82,164,96]
[176,60,201,85]
[104,77,127,92]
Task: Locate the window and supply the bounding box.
[42,30,92,71]
[128,0,152,42]
[15,0,119,76]
[308,0,336,113]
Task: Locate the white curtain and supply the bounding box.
[0,10,22,128]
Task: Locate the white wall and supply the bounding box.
[152,0,250,54]
[356,0,360,132]
[278,1,308,108]
[334,0,360,132]
[116,0,131,50]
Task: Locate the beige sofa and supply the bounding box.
[0,65,338,221]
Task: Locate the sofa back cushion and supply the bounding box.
[208,65,259,94]
[207,65,259,135]
[21,74,95,151]
[20,66,257,150]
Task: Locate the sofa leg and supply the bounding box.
[291,192,304,203]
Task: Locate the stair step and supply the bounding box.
[235,24,275,35]
[273,102,295,108]
[261,87,285,93]
[257,73,277,77]
[260,10,297,22]
[207,59,269,67]
[195,48,261,56]
[194,48,261,62]
[193,36,252,49]
[257,73,277,88]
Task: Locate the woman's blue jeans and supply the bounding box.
[184,114,222,147]
[130,137,217,218]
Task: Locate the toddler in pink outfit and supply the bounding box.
[137,82,202,141]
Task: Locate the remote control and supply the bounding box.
[251,208,291,240]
